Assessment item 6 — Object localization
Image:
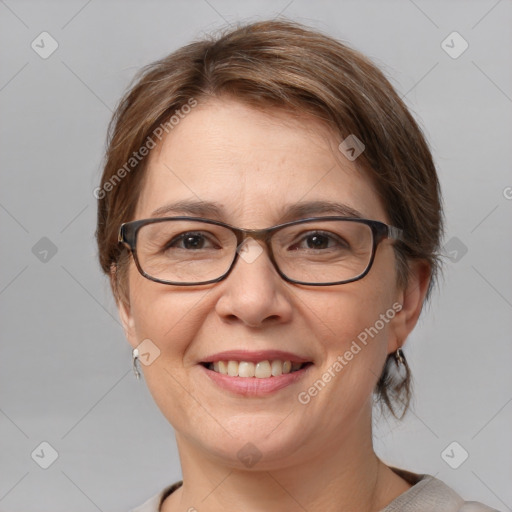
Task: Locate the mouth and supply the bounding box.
[200,359,313,378]
[198,351,314,396]
[197,350,314,396]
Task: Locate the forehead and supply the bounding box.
[135,98,387,226]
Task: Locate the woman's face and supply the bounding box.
[117,98,419,468]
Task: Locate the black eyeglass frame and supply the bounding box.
[118,216,404,287]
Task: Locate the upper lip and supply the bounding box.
[200,350,312,364]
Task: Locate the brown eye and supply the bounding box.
[290,231,349,251]
[165,232,218,251]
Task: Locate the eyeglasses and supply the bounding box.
[118,216,403,286]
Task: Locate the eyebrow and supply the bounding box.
[150,199,364,223]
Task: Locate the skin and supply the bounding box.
[115,97,430,512]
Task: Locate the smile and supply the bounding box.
[199,360,313,396]
[201,359,311,378]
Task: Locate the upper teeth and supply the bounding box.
[208,360,304,378]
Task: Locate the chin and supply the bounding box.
[194,416,311,466]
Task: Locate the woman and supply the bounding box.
[95,20,498,512]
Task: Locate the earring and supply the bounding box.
[132,348,141,380]
[395,347,406,366]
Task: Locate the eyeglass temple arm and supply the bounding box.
[118,223,134,247]
[387,225,404,242]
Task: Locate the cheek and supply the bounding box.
[126,267,203,381]
[295,307,390,439]
[130,283,205,358]
[127,278,210,428]
[311,270,398,397]
[322,294,392,371]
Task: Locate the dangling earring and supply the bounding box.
[394,347,408,381]
[132,348,141,380]
[395,347,406,366]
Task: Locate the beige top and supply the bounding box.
[131,467,500,512]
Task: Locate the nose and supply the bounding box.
[214,238,293,327]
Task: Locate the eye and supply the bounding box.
[165,231,219,251]
[291,231,349,251]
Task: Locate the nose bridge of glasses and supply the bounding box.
[236,226,274,244]
[231,226,279,271]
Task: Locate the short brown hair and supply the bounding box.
[96,19,443,419]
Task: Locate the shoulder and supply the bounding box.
[383,468,501,512]
[130,475,501,512]
[130,481,183,512]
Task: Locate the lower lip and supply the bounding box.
[200,364,312,396]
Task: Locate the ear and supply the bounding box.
[110,265,137,349]
[387,260,431,354]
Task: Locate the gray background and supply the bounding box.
[1,0,511,510]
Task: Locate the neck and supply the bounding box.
[164,404,408,512]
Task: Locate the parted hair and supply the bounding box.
[96,19,444,419]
